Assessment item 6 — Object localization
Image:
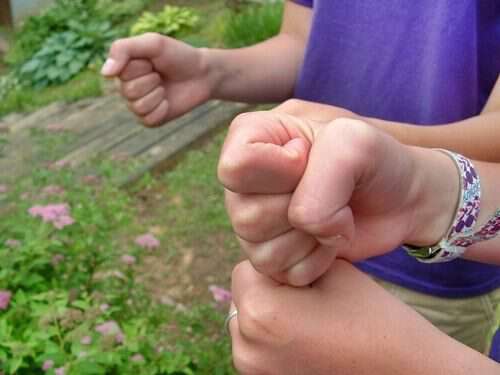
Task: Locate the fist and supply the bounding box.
[219,110,421,286]
[102,33,212,126]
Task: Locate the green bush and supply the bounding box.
[4,0,102,67]
[130,6,199,37]
[0,159,234,374]
[19,20,117,88]
[96,0,154,24]
[223,1,284,48]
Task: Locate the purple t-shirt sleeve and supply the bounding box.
[291,0,313,7]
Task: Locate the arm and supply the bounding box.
[218,111,500,289]
[205,1,311,103]
[101,2,311,125]
[274,77,500,162]
[229,260,500,375]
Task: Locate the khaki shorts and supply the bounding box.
[373,276,500,354]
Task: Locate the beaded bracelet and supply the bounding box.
[404,150,481,263]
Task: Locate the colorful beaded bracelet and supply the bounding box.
[404,150,481,263]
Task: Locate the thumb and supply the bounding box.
[289,119,372,251]
[101,34,164,77]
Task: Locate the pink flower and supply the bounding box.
[130,353,145,362]
[28,203,74,229]
[121,254,136,265]
[42,185,65,196]
[96,321,124,345]
[99,303,109,312]
[51,254,65,266]
[208,285,232,304]
[135,233,160,250]
[95,321,119,335]
[80,336,92,345]
[0,185,7,194]
[55,367,65,375]
[42,359,54,371]
[53,215,75,230]
[115,332,125,344]
[0,290,12,310]
[5,239,21,248]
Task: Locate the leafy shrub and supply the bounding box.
[223,1,284,48]
[19,20,118,88]
[0,72,21,101]
[0,163,234,374]
[96,0,154,24]
[4,0,102,67]
[130,6,199,37]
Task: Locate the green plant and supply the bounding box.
[0,70,102,118]
[19,20,117,88]
[130,6,199,37]
[4,0,102,67]
[0,72,21,101]
[223,2,284,48]
[96,0,154,24]
[0,152,234,373]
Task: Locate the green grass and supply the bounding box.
[0,69,102,118]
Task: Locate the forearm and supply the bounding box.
[203,33,306,103]
[202,1,310,103]
[407,148,500,265]
[369,111,500,162]
[396,323,499,374]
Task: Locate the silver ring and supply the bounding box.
[224,309,238,335]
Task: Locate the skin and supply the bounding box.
[228,260,500,375]
[220,113,500,374]
[101,1,311,126]
[218,111,500,286]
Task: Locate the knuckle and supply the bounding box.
[143,32,165,50]
[109,38,126,55]
[130,99,147,115]
[217,153,245,191]
[123,81,139,98]
[230,201,266,238]
[248,250,277,276]
[238,290,278,341]
[280,98,304,110]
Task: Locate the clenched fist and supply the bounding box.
[101,33,214,126]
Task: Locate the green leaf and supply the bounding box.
[20,59,40,74]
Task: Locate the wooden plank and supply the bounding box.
[60,95,122,134]
[110,100,220,157]
[10,102,68,133]
[56,112,143,167]
[118,102,252,186]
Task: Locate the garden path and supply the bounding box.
[0,94,252,186]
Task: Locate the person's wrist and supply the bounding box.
[404,147,460,246]
[198,47,224,100]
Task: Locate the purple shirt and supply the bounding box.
[293,0,500,297]
[490,328,500,363]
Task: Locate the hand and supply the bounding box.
[218,111,455,286]
[101,33,213,126]
[228,260,483,375]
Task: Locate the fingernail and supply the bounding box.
[101,58,117,76]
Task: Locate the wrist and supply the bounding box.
[198,47,225,100]
[405,147,460,246]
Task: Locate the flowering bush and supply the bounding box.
[0,163,233,374]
